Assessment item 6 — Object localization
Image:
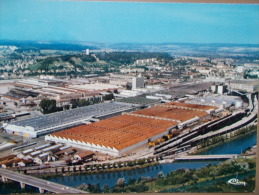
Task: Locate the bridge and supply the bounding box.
[0,168,87,193]
[175,154,238,161]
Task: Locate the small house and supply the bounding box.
[17,159,33,167]
[74,151,94,161]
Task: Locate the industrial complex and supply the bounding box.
[0,51,258,175]
[1,76,257,160]
[2,77,256,158]
[45,102,220,156]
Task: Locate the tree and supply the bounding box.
[127,161,133,167]
[64,104,70,110]
[125,184,149,192]
[14,101,18,107]
[103,184,110,193]
[91,96,102,104]
[70,98,80,108]
[157,171,164,178]
[95,164,101,170]
[103,93,114,101]
[39,99,57,114]
[77,183,89,191]
[116,178,125,187]
[79,99,90,107]
[89,184,101,193]
[127,178,136,185]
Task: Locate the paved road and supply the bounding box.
[0,168,87,193]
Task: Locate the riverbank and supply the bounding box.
[145,157,256,193]
[36,161,160,179]
[45,161,219,189]
[73,157,256,193]
[160,169,256,193]
[193,127,257,155]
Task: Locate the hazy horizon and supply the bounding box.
[1,1,259,45]
[1,39,259,47]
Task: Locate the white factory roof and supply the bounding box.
[22,149,34,154]
[30,151,41,156]
[7,102,138,133]
[68,83,121,91]
[34,143,52,150]
[42,144,62,152]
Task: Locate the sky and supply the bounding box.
[0,0,259,44]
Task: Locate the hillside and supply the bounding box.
[31,54,97,72]
[95,52,174,64]
[29,52,174,74]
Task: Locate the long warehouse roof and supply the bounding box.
[50,101,218,152]
[132,105,210,122]
[9,102,137,131]
[51,114,178,151]
[164,102,218,110]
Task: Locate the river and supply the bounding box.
[47,161,220,188]
[200,131,257,155]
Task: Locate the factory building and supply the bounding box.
[46,115,179,156]
[4,79,122,107]
[228,80,259,92]
[210,84,228,94]
[3,102,139,138]
[187,95,243,109]
[116,96,160,107]
[151,82,213,101]
[45,102,219,156]
[132,74,145,90]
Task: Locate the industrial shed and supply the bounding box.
[132,104,210,122]
[3,102,138,138]
[45,115,178,156]
[45,102,218,156]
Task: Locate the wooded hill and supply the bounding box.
[30,52,174,73]
[95,52,174,64]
